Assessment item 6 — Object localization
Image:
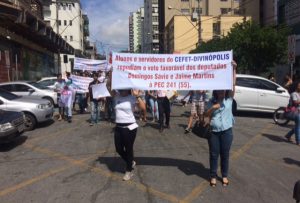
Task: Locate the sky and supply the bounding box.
[81,0,143,54]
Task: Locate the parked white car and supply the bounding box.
[234,74,290,113]
[37,77,57,90]
[0,81,57,106]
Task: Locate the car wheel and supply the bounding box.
[24,113,37,131]
[43,97,54,107]
[232,100,237,115]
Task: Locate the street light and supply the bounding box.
[168,5,201,46]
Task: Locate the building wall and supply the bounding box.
[165,15,247,54]
[44,0,83,73]
[143,0,160,53]
[0,38,56,82]
[129,9,143,53]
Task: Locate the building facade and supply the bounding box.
[129,8,144,53]
[143,0,160,53]
[240,0,278,26]
[0,0,73,82]
[278,0,300,69]
[164,15,248,54]
[158,0,241,53]
[44,0,89,73]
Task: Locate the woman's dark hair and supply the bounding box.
[57,74,62,78]
[212,90,230,103]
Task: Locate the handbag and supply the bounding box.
[284,106,298,120]
[192,121,212,139]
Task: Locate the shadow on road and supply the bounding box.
[283,158,300,167]
[262,133,290,143]
[36,119,55,129]
[0,136,28,152]
[97,157,209,180]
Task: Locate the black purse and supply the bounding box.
[192,121,212,139]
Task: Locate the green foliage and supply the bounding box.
[191,21,290,74]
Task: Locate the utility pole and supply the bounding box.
[198,0,201,46]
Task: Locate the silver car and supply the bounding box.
[0,81,57,106]
[0,89,54,131]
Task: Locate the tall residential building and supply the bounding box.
[129,8,144,53]
[44,0,88,73]
[240,0,278,26]
[164,15,249,54]
[143,0,160,53]
[158,0,242,53]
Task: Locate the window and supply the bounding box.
[220,8,231,14]
[64,20,67,26]
[152,16,158,22]
[181,9,190,15]
[181,0,189,2]
[69,20,72,26]
[236,78,259,88]
[63,4,66,10]
[153,34,159,40]
[70,36,73,41]
[0,85,13,92]
[64,36,67,40]
[234,9,241,15]
[58,20,61,26]
[14,84,30,92]
[153,25,158,31]
[213,22,220,35]
[220,0,228,1]
[68,4,72,10]
[257,80,278,91]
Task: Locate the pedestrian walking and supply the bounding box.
[114,89,146,181]
[54,74,65,121]
[157,90,171,133]
[147,90,159,122]
[285,81,300,146]
[205,61,237,187]
[88,73,101,126]
[185,90,206,133]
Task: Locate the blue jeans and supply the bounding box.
[149,98,159,120]
[286,114,300,144]
[90,100,100,124]
[208,128,233,178]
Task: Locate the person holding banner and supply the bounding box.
[88,73,101,126]
[157,90,171,133]
[205,61,237,187]
[114,89,146,181]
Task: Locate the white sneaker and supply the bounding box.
[123,171,134,181]
[132,161,136,169]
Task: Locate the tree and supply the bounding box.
[191,21,290,75]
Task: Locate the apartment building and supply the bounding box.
[240,0,278,26]
[164,15,248,54]
[44,0,89,73]
[143,0,160,53]
[129,8,144,53]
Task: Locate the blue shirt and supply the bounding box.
[207,98,235,132]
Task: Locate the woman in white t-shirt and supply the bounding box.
[114,89,146,181]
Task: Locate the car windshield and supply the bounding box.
[28,82,50,90]
[0,89,20,100]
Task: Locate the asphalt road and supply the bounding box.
[0,106,299,203]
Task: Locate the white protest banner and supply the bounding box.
[92,83,111,99]
[70,75,93,93]
[74,57,110,72]
[112,51,233,90]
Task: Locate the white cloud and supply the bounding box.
[83,0,143,52]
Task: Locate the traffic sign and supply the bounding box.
[288,35,296,64]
